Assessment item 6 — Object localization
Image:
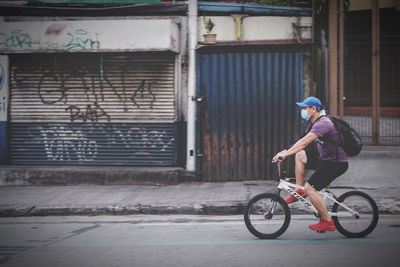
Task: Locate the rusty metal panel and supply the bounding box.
[9,52,179,165]
[198,49,304,181]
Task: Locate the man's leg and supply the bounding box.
[294,150,307,186]
[285,150,308,204]
[304,182,336,232]
[304,161,349,232]
[304,183,330,221]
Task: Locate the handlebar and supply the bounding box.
[271,157,283,178]
[271,156,283,163]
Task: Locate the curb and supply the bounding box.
[0,198,398,217]
[0,201,247,217]
[0,166,199,186]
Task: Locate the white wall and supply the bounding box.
[0,16,312,52]
[243,17,311,41]
[198,16,312,42]
[0,19,180,52]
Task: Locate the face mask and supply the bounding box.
[301,109,310,121]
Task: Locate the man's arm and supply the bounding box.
[273,132,319,162]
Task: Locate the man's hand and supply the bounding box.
[273,150,287,162]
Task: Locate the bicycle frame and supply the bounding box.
[272,161,359,218]
[277,179,318,215]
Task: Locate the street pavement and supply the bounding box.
[0,146,399,217]
[0,215,399,267]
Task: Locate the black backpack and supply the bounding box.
[323,115,363,157]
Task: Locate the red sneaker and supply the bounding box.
[309,219,336,232]
[285,189,307,204]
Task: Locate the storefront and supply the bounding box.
[1,19,184,166]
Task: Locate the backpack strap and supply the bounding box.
[318,116,345,148]
[316,115,344,161]
[305,114,325,134]
[286,115,325,150]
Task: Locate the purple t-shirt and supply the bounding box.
[307,116,348,162]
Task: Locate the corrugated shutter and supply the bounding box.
[9,52,178,165]
[198,48,304,181]
[10,122,176,165]
[10,53,175,122]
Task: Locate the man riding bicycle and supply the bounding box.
[273,96,349,232]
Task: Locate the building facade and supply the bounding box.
[0,1,313,181]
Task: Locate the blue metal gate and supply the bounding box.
[198,48,304,181]
[10,122,177,165]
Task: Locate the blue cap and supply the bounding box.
[296,96,322,109]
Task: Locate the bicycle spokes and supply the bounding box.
[332,191,379,238]
[244,193,291,239]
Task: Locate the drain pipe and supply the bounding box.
[186,0,198,171]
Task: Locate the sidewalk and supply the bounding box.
[0,146,399,217]
[0,179,398,217]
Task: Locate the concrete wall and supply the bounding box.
[0,15,312,52]
[198,16,312,42]
[0,19,180,52]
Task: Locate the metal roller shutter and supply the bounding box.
[9,52,178,165]
[198,49,304,181]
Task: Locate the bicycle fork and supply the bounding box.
[265,188,282,219]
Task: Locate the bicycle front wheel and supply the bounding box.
[244,193,291,239]
[332,191,379,238]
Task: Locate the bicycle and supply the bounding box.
[244,160,379,239]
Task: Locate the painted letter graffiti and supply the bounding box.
[66,102,110,123]
[36,65,158,122]
[131,80,156,109]
[40,126,98,162]
[66,29,99,51]
[0,27,99,50]
[0,29,39,48]
[37,125,174,162]
[38,72,67,104]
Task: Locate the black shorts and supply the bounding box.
[305,142,320,170]
[305,142,348,191]
[307,160,349,191]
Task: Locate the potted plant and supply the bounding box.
[203,17,217,44]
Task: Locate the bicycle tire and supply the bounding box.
[332,191,379,238]
[244,193,291,239]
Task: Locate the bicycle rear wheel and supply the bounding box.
[332,191,379,238]
[244,193,291,239]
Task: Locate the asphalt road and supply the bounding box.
[0,215,399,267]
